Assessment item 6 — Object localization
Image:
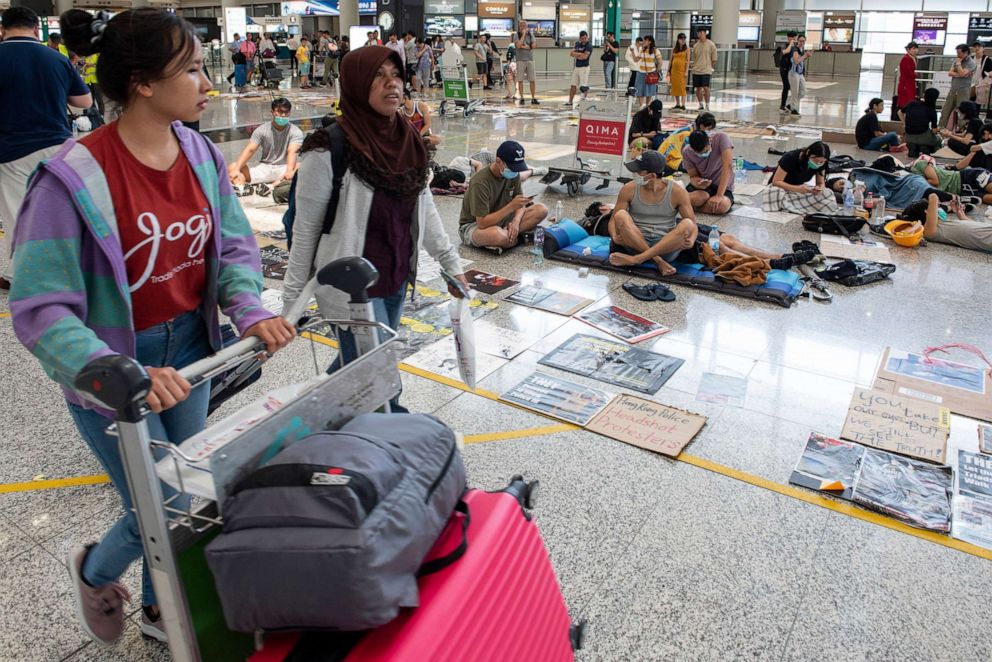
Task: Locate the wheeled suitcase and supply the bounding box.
[250,477,586,662]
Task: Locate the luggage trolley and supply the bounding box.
[72,257,403,662]
[542,88,634,197]
[438,64,483,118]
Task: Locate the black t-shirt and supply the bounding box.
[778,45,793,71]
[778,149,825,185]
[601,39,619,62]
[855,112,881,148]
[963,118,984,141]
[902,100,938,135]
[970,149,992,170]
[628,111,662,142]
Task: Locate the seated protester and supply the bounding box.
[458,140,549,249]
[956,122,992,170]
[682,129,735,215]
[763,141,837,215]
[400,89,441,146]
[629,99,665,150]
[940,100,981,156]
[608,151,815,274]
[856,98,905,152]
[627,137,652,159]
[228,97,303,191]
[899,88,941,156]
[902,193,992,253]
[449,149,496,178]
[910,157,992,204]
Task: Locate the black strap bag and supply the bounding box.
[802,214,866,239]
[815,259,895,287]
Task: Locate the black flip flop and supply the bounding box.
[651,283,676,302]
[622,282,658,301]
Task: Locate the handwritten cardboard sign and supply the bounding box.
[586,394,707,457]
[840,387,950,463]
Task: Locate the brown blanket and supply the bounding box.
[698,243,771,287]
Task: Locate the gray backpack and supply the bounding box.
[205,413,466,632]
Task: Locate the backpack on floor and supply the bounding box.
[815,259,895,287]
[205,413,467,632]
[801,213,866,239]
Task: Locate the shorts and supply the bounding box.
[407,63,418,78]
[299,62,311,76]
[570,66,591,87]
[685,183,735,206]
[959,167,989,192]
[476,62,488,75]
[518,61,536,82]
[248,162,285,184]
[458,214,513,247]
[692,73,712,88]
[608,223,712,265]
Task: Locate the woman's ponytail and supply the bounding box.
[59,9,105,57]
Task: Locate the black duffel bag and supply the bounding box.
[802,213,866,239]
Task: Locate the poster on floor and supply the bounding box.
[851,448,953,532]
[874,347,992,423]
[538,334,683,394]
[473,320,534,359]
[505,285,594,316]
[403,336,506,385]
[586,394,707,458]
[463,269,520,295]
[840,387,950,464]
[980,424,992,454]
[952,495,992,549]
[576,306,670,344]
[958,450,992,500]
[500,372,612,425]
[789,432,865,500]
[398,298,498,358]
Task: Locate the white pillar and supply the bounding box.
[761,0,782,48]
[711,0,739,48]
[55,0,73,15]
[339,0,358,38]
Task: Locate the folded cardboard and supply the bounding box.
[873,347,992,423]
[840,387,950,463]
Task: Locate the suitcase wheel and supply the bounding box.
[524,479,540,510]
[570,619,588,651]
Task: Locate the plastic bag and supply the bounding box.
[448,296,477,389]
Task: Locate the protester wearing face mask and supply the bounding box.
[902,193,992,253]
[458,140,548,250]
[609,151,812,277]
[764,140,837,215]
[682,128,735,215]
[628,99,665,149]
[228,97,303,191]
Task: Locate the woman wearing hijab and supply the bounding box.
[282,47,467,401]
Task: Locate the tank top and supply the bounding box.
[628,181,677,235]
[402,102,425,132]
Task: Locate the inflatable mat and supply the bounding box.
[543,220,804,308]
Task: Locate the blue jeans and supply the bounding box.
[603,61,616,88]
[865,131,900,151]
[69,311,212,606]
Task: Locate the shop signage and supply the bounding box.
[559,5,591,22]
[913,13,947,51]
[824,12,855,44]
[426,0,464,15]
[478,1,515,18]
[775,10,806,43]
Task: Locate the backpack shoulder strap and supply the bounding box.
[321,122,348,235]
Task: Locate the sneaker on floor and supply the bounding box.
[518,99,526,106]
[140,606,168,643]
[779,106,788,114]
[67,545,130,646]
[704,104,709,111]
[531,98,540,105]
[790,109,801,116]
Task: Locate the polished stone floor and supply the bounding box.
[1,70,991,661]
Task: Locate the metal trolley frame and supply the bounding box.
[438,64,484,118]
[73,258,401,661]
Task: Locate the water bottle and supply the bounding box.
[872,196,886,222]
[843,182,855,214]
[853,182,864,209]
[708,225,720,254]
[533,226,545,264]
[554,200,564,224]
[734,156,745,183]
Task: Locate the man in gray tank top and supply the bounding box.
[609,151,813,275]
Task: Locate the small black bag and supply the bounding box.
[802,214,866,238]
[815,259,896,287]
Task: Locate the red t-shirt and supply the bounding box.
[81,123,212,330]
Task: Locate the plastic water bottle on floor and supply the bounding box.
[534,226,545,264]
[853,182,864,210]
[734,157,745,183]
[843,181,855,214]
[554,200,564,224]
[708,225,720,254]
[872,196,886,223]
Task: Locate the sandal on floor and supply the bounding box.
[651,283,676,302]
[622,282,658,301]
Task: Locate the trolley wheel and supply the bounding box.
[580,172,591,185]
[524,479,540,509]
[570,620,588,651]
[463,107,471,118]
[439,101,447,116]
[566,179,581,196]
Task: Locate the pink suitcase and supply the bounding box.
[250,477,585,662]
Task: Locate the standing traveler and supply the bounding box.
[0,6,92,289]
[970,40,992,114]
[625,36,643,96]
[601,31,619,88]
[403,32,418,87]
[240,35,257,83]
[515,20,539,105]
[633,35,661,108]
[282,47,468,395]
[415,37,433,95]
[567,30,594,107]
[297,37,312,88]
[13,8,294,646]
[323,34,339,85]
[474,35,490,89]
[485,33,497,88]
[690,27,717,111]
[259,32,276,59]
[897,41,919,111]
[225,31,242,85]
[667,33,688,111]
[287,33,300,74]
[82,53,105,120]
[778,32,797,113]
[787,35,810,117]
[939,44,977,128]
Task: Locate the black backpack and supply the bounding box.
[815,260,895,287]
[282,121,347,248]
[802,213,867,240]
[773,47,783,68]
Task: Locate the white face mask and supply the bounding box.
[634,174,648,186]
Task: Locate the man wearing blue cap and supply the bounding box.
[458,140,548,249]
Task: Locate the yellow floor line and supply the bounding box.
[0,312,11,319]
[0,475,110,494]
[464,424,576,445]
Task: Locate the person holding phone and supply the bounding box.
[763,140,837,214]
[514,20,539,105]
[681,113,736,215]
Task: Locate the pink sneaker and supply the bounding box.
[67,545,131,646]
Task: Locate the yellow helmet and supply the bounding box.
[884,220,924,247]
